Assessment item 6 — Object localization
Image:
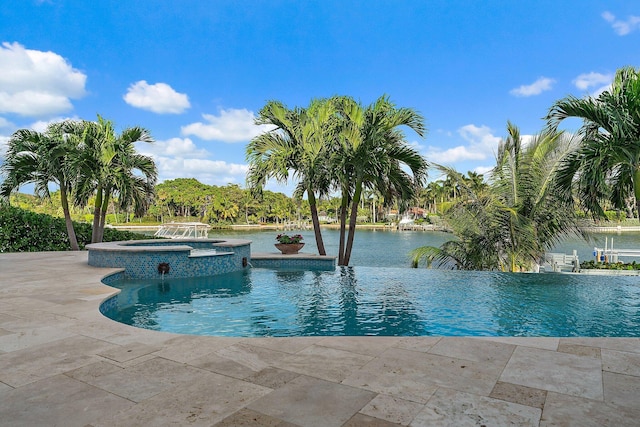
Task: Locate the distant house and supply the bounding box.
[387,209,400,220]
[318,211,337,223]
[407,207,426,219]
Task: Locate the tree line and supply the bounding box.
[4,174,482,229]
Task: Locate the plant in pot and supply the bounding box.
[275,233,305,254]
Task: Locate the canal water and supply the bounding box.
[208,228,640,268]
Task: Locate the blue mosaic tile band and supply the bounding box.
[101,270,125,285]
[251,257,336,270]
[87,239,251,279]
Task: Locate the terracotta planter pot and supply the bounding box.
[275,243,305,254]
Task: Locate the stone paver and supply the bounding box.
[243,366,301,389]
[540,392,640,427]
[273,344,375,382]
[360,394,425,425]
[248,375,376,427]
[602,348,640,376]
[356,346,504,396]
[603,371,640,409]
[0,374,134,427]
[101,371,272,426]
[68,360,170,402]
[489,381,547,410]
[411,388,541,427]
[214,408,299,426]
[500,346,604,400]
[0,251,639,426]
[427,336,516,367]
[557,342,602,359]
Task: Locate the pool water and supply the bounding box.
[103,267,640,337]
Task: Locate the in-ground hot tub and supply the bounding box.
[86,238,251,279]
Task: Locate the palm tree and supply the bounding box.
[412,123,586,271]
[66,116,157,243]
[0,123,81,250]
[546,66,640,219]
[464,171,487,194]
[246,99,334,255]
[422,181,443,214]
[333,95,428,266]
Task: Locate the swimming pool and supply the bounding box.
[101,266,640,337]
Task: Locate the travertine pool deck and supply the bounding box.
[1,251,639,426]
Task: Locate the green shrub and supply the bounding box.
[0,204,152,252]
[604,210,625,221]
[580,259,640,270]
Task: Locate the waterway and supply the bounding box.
[205,228,640,268]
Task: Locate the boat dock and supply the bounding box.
[543,251,580,272]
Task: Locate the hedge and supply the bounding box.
[0,204,152,252]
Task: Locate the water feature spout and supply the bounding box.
[158,262,170,275]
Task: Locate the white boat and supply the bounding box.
[153,222,211,239]
[398,215,415,230]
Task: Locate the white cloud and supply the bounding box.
[573,72,613,90]
[0,134,8,157]
[135,137,248,186]
[0,42,86,116]
[155,157,248,185]
[407,139,425,151]
[473,165,493,176]
[181,108,276,143]
[602,11,640,36]
[135,137,209,158]
[123,81,190,114]
[29,116,80,133]
[426,124,501,164]
[0,117,14,128]
[509,77,555,97]
[573,71,613,96]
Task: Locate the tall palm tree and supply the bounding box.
[546,66,640,218]
[66,116,157,243]
[246,99,334,255]
[464,171,487,194]
[0,123,80,250]
[412,123,586,271]
[333,95,428,266]
[423,181,443,213]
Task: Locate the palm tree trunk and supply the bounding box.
[59,186,80,250]
[634,167,640,220]
[372,198,376,223]
[97,190,111,243]
[91,187,103,243]
[307,189,326,255]
[338,188,349,265]
[343,179,363,266]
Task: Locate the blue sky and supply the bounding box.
[0,1,638,195]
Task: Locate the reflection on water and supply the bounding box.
[103,267,640,337]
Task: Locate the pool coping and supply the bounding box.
[85,237,253,252]
[1,251,639,425]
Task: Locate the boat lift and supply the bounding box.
[593,236,640,263]
[153,222,211,239]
